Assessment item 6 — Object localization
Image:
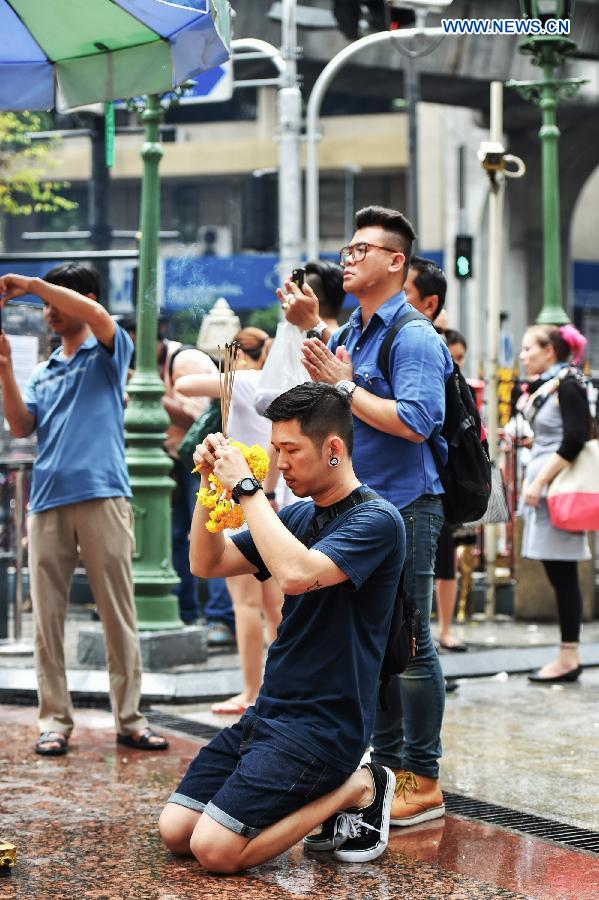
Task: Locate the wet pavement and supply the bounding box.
[3,692,599,900]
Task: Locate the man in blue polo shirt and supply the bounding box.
[301,205,453,828]
[0,264,167,756]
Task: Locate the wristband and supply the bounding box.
[265,491,276,500]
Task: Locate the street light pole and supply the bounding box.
[507,0,586,324]
[305,27,444,260]
[124,93,180,630]
[478,85,526,619]
[278,0,303,277]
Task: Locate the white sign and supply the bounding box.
[179,61,233,105]
[7,335,39,393]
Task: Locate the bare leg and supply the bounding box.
[159,803,201,855]
[189,766,375,874]
[437,576,459,646]
[218,574,264,708]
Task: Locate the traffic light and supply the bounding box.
[332,1,386,40]
[454,235,473,279]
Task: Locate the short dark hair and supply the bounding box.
[304,260,345,317]
[264,383,354,455]
[444,329,467,351]
[354,205,416,271]
[43,262,100,299]
[409,256,447,318]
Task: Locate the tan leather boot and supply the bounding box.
[390,769,445,826]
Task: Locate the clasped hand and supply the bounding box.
[301,339,353,385]
[193,433,252,491]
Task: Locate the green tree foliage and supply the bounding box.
[0,112,77,216]
[247,303,280,336]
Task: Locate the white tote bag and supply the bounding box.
[547,439,599,532]
[254,321,310,415]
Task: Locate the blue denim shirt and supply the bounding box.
[329,292,453,510]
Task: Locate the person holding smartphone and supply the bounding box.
[277,261,345,339]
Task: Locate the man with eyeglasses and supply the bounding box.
[299,205,453,830]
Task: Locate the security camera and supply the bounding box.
[477,141,506,171]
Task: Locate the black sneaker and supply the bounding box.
[303,813,348,851]
[333,764,396,863]
[333,763,395,862]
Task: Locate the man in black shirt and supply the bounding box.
[159,383,405,872]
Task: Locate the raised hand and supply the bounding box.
[276,278,320,331]
[0,274,32,304]
[301,338,353,385]
[192,432,229,476]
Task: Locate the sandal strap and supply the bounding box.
[37,732,67,746]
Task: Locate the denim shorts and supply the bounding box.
[169,714,348,837]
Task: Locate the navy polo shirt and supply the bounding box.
[24,327,133,514]
[329,292,453,510]
[232,494,405,774]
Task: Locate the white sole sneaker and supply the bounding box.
[390,802,445,827]
[333,766,396,863]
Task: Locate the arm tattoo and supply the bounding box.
[305,579,324,593]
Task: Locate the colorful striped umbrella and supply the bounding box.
[0,0,230,111]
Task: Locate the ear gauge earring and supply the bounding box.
[329,455,339,467]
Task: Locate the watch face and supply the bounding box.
[240,477,256,491]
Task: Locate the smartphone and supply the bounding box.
[291,267,305,289]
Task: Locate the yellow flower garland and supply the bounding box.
[196,442,270,533]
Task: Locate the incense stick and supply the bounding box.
[192,341,239,474]
[219,341,239,437]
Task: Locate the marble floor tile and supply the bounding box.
[2,705,598,900]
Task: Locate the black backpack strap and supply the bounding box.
[333,324,351,350]
[377,309,432,384]
[298,487,379,547]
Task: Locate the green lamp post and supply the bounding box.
[124,93,180,631]
[507,0,586,324]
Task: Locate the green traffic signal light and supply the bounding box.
[457,256,470,278]
[455,235,473,279]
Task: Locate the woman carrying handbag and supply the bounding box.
[518,323,592,684]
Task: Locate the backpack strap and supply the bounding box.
[298,487,379,547]
[334,324,352,350]
[378,309,432,385]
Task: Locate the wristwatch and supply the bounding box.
[231,476,262,504]
[306,320,328,340]
[335,379,357,399]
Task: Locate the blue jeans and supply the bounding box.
[171,460,234,627]
[371,495,445,779]
[169,713,347,837]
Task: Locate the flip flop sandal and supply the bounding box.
[210,700,248,715]
[116,729,169,751]
[35,732,69,756]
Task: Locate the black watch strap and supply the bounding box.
[231,476,262,504]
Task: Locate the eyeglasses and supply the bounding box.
[339,242,400,266]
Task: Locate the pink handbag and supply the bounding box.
[547,439,599,532]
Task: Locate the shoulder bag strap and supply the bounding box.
[298,488,379,548]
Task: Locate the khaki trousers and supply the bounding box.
[28,497,147,738]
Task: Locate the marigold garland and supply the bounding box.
[196,441,270,532]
